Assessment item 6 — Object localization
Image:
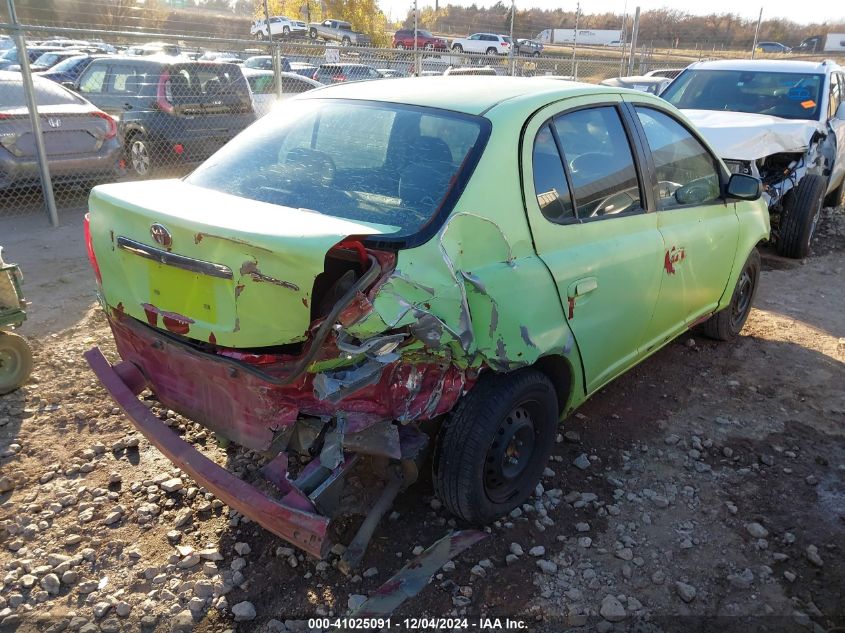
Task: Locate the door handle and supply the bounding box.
[567,277,598,298]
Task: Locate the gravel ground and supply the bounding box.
[0,207,843,633]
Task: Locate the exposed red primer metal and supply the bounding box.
[664,246,686,275]
[567,296,576,319]
[301,297,309,308]
[141,303,195,335]
[208,332,216,345]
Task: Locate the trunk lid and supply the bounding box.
[88,179,393,348]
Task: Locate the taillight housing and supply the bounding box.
[156,70,175,114]
[91,110,116,140]
[83,213,102,285]
[336,74,348,82]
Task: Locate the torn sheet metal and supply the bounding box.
[684,109,821,161]
[346,530,488,620]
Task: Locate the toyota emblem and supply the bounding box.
[150,223,172,249]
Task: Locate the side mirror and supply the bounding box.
[726,173,762,201]
[835,102,845,120]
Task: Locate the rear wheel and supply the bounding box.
[486,46,497,55]
[433,369,558,524]
[282,25,290,36]
[0,332,33,395]
[701,249,761,341]
[127,133,153,180]
[533,50,541,57]
[396,42,405,49]
[777,174,825,259]
[341,36,351,46]
[309,28,318,39]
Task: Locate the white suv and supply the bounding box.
[450,33,512,55]
[662,59,845,258]
[251,16,295,39]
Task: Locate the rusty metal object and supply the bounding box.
[346,530,488,620]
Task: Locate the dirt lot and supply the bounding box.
[0,206,843,633]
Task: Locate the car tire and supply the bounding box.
[824,174,845,208]
[700,248,761,341]
[341,36,351,46]
[309,28,318,39]
[0,332,33,395]
[127,132,153,180]
[777,173,825,259]
[452,44,463,52]
[396,42,405,49]
[433,368,558,524]
[282,25,290,36]
[533,50,541,57]
[424,43,433,51]
[486,47,497,55]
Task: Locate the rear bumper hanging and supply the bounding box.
[84,347,332,558]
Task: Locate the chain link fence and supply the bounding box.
[0,20,700,224]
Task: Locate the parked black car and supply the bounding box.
[73,57,255,178]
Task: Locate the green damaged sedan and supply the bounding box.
[84,77,769,562]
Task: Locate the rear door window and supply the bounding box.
[107,64,142,94]
[78,64,107,94]
[532,124,574,222]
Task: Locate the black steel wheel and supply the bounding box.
[433,368,558,524]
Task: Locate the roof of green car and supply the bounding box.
[301,76,623,115]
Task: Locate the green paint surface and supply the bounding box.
[89,82,768,414]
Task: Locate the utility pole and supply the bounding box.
[626,6,640,76]
[413,0,419,76]
[751,7,762,59]
[618,1,627,77]
[570,2,579,79]
[7,0,58,226]
[509,0,515,76]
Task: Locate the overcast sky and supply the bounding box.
[380,0,841,26]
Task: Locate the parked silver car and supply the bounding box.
[0,71,121,190]
[241,68,322,117]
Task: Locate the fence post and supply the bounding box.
[274,42,283,100]
[7,0,59,227]
[626,5,640,76]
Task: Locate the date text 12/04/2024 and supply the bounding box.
[307,619,529,629]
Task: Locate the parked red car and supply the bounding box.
[392,29,448,50]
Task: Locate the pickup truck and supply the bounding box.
[308,19,371,46]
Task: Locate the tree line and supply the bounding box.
[405,4,845,50]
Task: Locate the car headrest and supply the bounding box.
[414,136,453,166]
[283,147,335,187]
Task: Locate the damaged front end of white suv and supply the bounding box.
[685,109,835,258]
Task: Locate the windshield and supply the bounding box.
[33,52,69,66]
[49,55,86,72]
[187,99,487,238]
[661,69,825,120]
